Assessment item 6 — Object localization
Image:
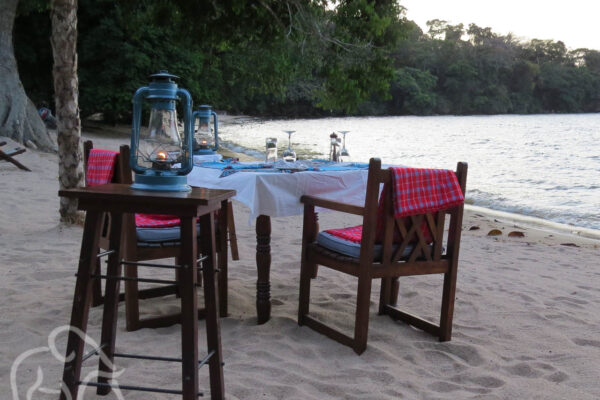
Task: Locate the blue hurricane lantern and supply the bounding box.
[193,105,219,155]
[130,71,193,192]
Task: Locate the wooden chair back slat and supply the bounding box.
[358,158,384,268]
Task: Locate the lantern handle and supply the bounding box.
[177,88,194,175]
[130,86,150,174]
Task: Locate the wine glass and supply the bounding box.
[282,130,297,162]
[265,137,278,162]
[338,131,350,162]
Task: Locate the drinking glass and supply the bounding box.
[282,130,297,162]
[265,137,278,162]
[338,131,350,162]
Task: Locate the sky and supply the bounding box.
[401,0,600,51]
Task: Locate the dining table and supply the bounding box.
[187,160,371,324]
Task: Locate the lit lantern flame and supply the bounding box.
[157,151,168,161]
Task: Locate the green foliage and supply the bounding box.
[14,0,53,107]
[13,0,600,119]
[389,67,437,114]
[316,0,407,112]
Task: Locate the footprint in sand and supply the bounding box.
[505,362,544,378]
[415,342,485,367]
[572,338,600,348]
[552,295,589,306]
[428,374,504,394]
[545,371,569,383]
[505,361,569,384]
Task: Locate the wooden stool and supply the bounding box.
[58,183,235,399]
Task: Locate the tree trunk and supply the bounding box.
[0,0,56,151]
[51,0,84,223]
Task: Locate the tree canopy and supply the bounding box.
[15,0,600,122]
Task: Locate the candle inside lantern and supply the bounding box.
[152,151,172,170]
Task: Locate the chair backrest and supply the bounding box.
[83,141,133,185]
[359,158,467,268]
[83,141,135,248]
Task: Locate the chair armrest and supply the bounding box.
[301,195,364,216]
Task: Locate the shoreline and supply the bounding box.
[466,205,600,242]
[25,115,600,239]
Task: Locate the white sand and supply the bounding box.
[1,132,600,399]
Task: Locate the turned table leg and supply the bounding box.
[256,215,271,324]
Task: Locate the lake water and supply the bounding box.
[217,113,600,231]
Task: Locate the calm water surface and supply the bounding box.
[218,114,600,230]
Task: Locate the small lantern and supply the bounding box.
[193,105,219,155]
[130,71,193,192]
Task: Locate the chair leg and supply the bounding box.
[91,256,104,307]
[378,278,391,315]
[379,276,400,315]
[175,256,184,297]
[390,277,399,306]
[226,201,239,261]
[217,203,228,317]
[353,275,373,355]
[310,214,319,279]
[298,259,315,325]
[439,267,458,342]
[124,262,140,331]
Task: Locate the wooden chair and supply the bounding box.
[298,158,467,354]
[83,141,238,331]
[0,141,31,171]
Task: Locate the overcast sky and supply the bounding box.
[401,0,600,50]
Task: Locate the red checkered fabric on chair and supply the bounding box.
[389,167,464,218]
[135,214,181,228]
[86,149,118,186]
[324,167,464,246]
[324,225,363,243]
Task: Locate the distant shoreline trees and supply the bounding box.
[15,1,600,121]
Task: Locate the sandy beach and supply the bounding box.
[1,127,599,399]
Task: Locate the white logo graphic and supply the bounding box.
[10,325,125,400]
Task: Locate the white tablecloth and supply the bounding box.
[187,166,370,221]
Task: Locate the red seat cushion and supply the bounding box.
[135,214,180,228]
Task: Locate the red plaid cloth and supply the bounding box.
[135,214,181,228]
[86,149,118,186]
[324,225,363,243]
[389,167,464,217]
[325,167,463,246]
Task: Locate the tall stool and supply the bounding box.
[58,183,235,399]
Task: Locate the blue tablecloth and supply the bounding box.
[195,159,370,177]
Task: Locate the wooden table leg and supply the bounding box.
[256,215,271,324]
[60,211,103,400]
[199,212,225,399]
[96,212,123,395]
[180,216,200,399]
